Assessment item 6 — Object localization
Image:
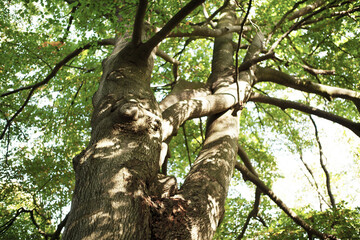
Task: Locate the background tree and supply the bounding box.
[1,0,360,239]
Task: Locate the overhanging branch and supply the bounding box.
[249,93,360,138]
[255,67,360,111]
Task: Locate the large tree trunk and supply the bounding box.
[62,39,162,239]
[63,2,248,240]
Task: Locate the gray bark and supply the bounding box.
[63,39,162,240]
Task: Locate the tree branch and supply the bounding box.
[289,0,326,20]
[249,93,360,138]
[309,116,336,208]
[0,88,35,140]
[0,208,51,238]
[182,124,192,167]
[167,25,251,38]
[205,0,230,25]
[238,52,275,72]
[267,0,336,53]
[159,79,210,111]
[266,0,308,46]
[0,208,25,235]
[300,6,360,26]
[161,83,240,141]
[60,3,79,43]
[140,0,205,55]
[237,143,258,177]
[255,67,360,111]
[301,64,335,76]
[132,0,148,45]
[236,144,263,239]
[0,39,115,140]
[1,38,115,98]
[156,49,180,81]
[29,210,49,238]
[298,149,331,210]
[51,213,69,240]
[234,0,253,112]
[234,161,337,240]
[156,49,180,65]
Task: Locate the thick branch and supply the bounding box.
[141,0,205,55]
[238,52,274,72]
[234,162,337,240]
[255,67,360,111]
[289,0,326,20]
[132,0,148,45]
[162,86,239,141]
[159,79,210,111]
[250,93,360,138]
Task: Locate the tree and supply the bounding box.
[1,0,360,239]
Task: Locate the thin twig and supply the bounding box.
[0,39,115,140]
[266,0,308,46]
[182,124,192,167]
[0,88,35,140]
[204,0,230,26]
[235,0,253,111]
[234,161,337,239]
[268,0,338,53]
[309,115,336,208]
[1,38,115,98]
[237,188,261,240]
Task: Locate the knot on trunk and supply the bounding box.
[118,101,144,120]
[111,98,162,134]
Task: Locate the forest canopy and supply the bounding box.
[1,0,360,239]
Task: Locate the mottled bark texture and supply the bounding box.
[150,3,241,239]
[63,39,162,239]
[63,2,251,240]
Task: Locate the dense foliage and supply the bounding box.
[1,0,359,239]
